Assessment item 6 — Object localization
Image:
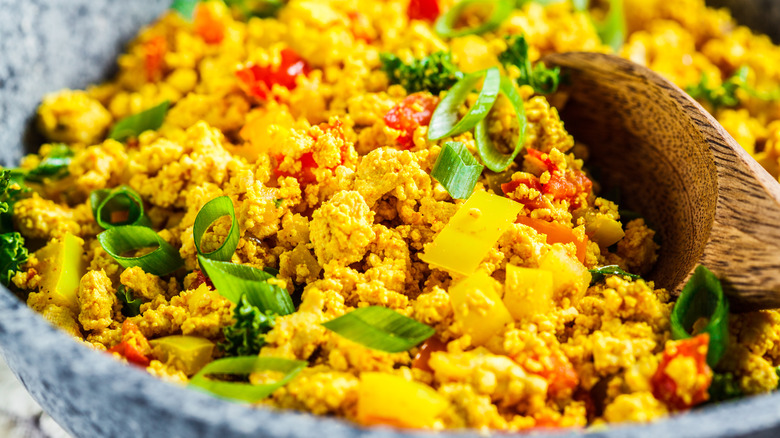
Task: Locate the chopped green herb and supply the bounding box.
[709,372,743,402]
[220,294,277,357]
[273,198,283,208]
[0,171,29,286]
[117,285,143,317]
[588,265,641,284]
[224,0,284,18]
[109,100,171,142]
[380,52,464,95]
[499,35,561,95]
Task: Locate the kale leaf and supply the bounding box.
[709,372,743,402]
[220,294,278,357]
[0,171,29,286]
[499,35,561,94]
[380,51,464,95]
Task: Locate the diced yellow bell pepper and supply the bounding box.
[503,264,554,321]
[420,191,522,276]
[538,246,591,305]
[357,372,449,429]
[37,233,86,312]
[586,216,625,247]
[149,335,215,376]
[449,271,513,345]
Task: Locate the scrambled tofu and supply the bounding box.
[10,0,780,432]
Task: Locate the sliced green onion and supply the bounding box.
[90,186,150,229]
[431,141,484,200]
[193,196,239,262]
[435,0,514,39]
[98,225,184,276]
[322,306,435,353]
[670,265,729,368]
[428,67,501,141]
[593,0,625,52]
[170,0,199,19]
[588,265,641,285]
[224,0,284,19]
[474,76,527,172]
[198,255,294,315]
[516,0,587,11]
[24,144,73,183]
[108,100,170,142]
[189,356,307,403]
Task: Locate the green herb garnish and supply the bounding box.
[709,372,743,402]
[431,141,484,200]
[98,225,185,276]
[380,52,464,95]
[670,265,729,368]
[189,356,307,402]
[24,144,73,183]
[220,294,277,357]
[499,35,561,95]
[0,171,29,286]
[109,100,170,142]
[193,196,239,262]
[117,285,143,317]
[322,306,435,353]
[589,265,641,284]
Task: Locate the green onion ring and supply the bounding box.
[189,356,307,403]
[322,306,435,353]
[434,0,514,39]
[593,0,626,52]
[98,225,184,276]
[474,76,527,172]
[198,255,295,315]
[428,67,501,141]
[670,265,729,368]
[431,141,484,200]
[90,186,150,229]
[193,196,240,262]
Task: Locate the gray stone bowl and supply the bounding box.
[2,1,780,437]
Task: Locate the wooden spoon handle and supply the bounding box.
[543,52,780,311]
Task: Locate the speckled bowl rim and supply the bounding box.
[3,288,780,438]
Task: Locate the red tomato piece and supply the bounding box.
[108,321,151,368]
[650,333,712,410]
[236,48,309,101]
[524,148,592,208]
[411,337,447,372]
[537,352,579,398]
[190,269,214,290]
[194,5,225,45]
[143,35,167,82]
[274,121,348,185]
[384,93,439,150]
[501,175,547,210]
[408,0,441,22]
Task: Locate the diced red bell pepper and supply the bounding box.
[108,320,151,368]
[236,48,310,101]
[650,333,712,410]
[384,93,440,150]
[194,5,225,45]
[408,0,441,22]
[143,35,167,82]
[412,337,447,372]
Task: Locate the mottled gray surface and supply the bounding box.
[3,0,780,437]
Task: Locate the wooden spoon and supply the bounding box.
[542,52,780,312]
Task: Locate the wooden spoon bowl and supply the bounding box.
[543,52,780,312]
